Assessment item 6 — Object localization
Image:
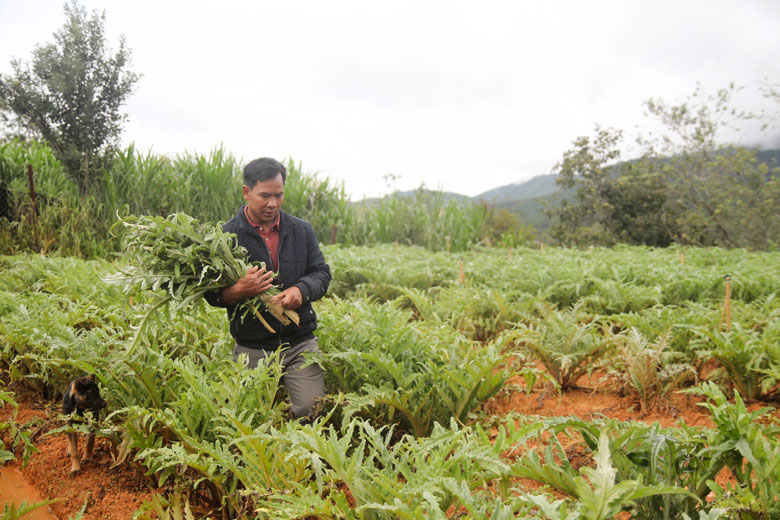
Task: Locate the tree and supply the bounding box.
[641,84,778,248]
[485,207,536,248]
[0,1,140,192]
[551,85,780,250]
[551,126,674,247]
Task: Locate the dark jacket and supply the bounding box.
[205,207,331,350]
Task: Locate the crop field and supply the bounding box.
[2,244,780,519]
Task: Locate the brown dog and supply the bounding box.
[62,374,106,476]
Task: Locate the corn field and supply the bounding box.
[0,140,503,258]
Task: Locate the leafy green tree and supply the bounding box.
[552,84,780,249]
[640,84,778,248]
[551,126,621,246]
[551,127,674,247]
[485,207,536,248]
[0,1,140,193]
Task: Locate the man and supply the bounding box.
[206,157,331,420]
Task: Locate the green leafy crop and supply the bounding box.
[110,212,299,345]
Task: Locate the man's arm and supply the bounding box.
[204,266,275,307]
[220,265,276,305]
[291,223,331,305]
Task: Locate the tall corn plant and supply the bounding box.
[0,139,109,256]
[281,159,357,245]
[358,187,490,251]
[0,139,76,206]
[102,144,176,217]
[173,146,244,222]
[104,144,244,223]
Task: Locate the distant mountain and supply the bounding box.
[356,188,470,207]
[392,189,471,203]
[354,174,565,231]
[474,173,558,203]
[358,174,561,207]
[756,149,780,167]
[473,174,567,232]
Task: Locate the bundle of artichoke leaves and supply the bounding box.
[113,212,299,333]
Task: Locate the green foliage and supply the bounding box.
[0,388,19,464]
[606,329,697,414]
[519,304,613,390]
[134,494,196,520]
[486,207,537,249]
[324,244,457,299]
[0,499,64,520]
[0,388,39,467]
[0,140,103,255]
[114,353,289,512]
[396,284,533,342]
[111,212,299,343]
[1,247,780,518]
[576,432,694,520]
[0,140,76,204]
[551,85,780,250]
[280,159,357,246]
[0,1,140,192]
[102,144,245,223]
[354,186,492,252]
[252,417,540,519]
[513,425,698,519]
[693,324,780,401]
[552,126,674,247]
[0,139,508,255]
[316,298,515,437]
[514,382,780,520]
[684,383,780,517]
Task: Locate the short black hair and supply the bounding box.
[243,157,286,187]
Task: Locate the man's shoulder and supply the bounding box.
[280,211,314,231]
[222,208,245,233]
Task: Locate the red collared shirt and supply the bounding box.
[244,206,280,272]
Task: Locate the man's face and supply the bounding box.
[243,173,284,226]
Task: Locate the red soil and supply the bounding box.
[486,372,718,428]
[1,387,160,520]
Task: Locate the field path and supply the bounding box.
[0,464,59,520]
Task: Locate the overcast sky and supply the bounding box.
[1,1,779,199]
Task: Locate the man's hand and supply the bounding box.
[270,286,303,310]
[220,265,275,305]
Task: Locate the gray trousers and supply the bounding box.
[233,337,325,419]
